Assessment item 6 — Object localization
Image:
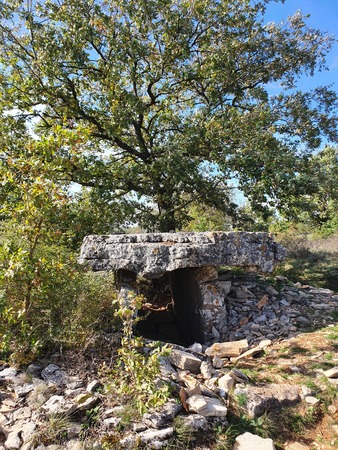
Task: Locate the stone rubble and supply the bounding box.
[0,276,337,449]
[215,274,338,345]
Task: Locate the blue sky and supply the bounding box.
[264,0,338,93]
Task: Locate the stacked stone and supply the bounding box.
[220,275,338,344]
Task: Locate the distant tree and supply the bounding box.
[277,146,338,235]
[0,0,337,231]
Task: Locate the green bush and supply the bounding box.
[0,222,119,363]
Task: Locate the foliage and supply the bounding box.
[183,203,233,232]
[0,0,337,231]
[31,413,72,446]
[269,146,338,237]
[0,114,121,362]
[106,293,171,416]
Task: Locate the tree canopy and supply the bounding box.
[1,0,338,231]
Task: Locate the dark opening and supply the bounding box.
[169,268,204,345]
[135,270,204,346]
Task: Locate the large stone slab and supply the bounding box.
[79,232,285,278]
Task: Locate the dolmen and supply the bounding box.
[79,232,285,345]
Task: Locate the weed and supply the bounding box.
[310,361,335,370]
[235,393,248,407]
[324,352,334,361]
[105,293,171,416]
[318,377,338,408]
[280,406,320,434]
[31,413,72,446]
[236,368,260,384]
[213,424,238,450]
[165,416,193,449]
[327,333,338,341]
[81,406,101,438]
[304,380,320,394]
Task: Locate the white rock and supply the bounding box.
[185,394,227,417]
[5,430,22,450]
[41,395,75,416]
[0,368,17,381]
[103,417,122,429]
[143,399,181,428]
[86,380,102,393]
[179,414,209,431]
[304,396,320,405]
[233,432,275,450]
[139,427,174,445]
[188,342,203,353]
[200,361,214,380]
[323,367,338,378]
[212,355,224,369]
[205,340,249,358]
[21,422,37,442]
[218,374,235,392]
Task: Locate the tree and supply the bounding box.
[275,145,338,235]
[0,0,337,231]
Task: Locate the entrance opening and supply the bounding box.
[135,270,204,346]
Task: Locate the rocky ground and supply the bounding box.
[0,275,338,450]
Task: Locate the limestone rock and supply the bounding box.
[168,349,202,373]
[218,374,235,392]
[200,361,214,380]
[79,232,285,277]
[41,395,76,416]
[323,367,338,378]
[103,417,122,429]
[179,414,209,432]
[41,365,67,385]
[234,384,301,418]
[304,396,320,405]
[86,380,102,393]
[205,340,249,358]
[233,432,276,450]
[0,368,17,382]
[120,427,173,449]
[142,399,181,428]
[73,393,100,413]
[4,430,21,450]
[185,394,227,417]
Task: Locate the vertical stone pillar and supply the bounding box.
[191,267,231,344]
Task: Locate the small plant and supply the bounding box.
[213,424,238,450]
[174,416,192,446]
[280,406,320,434]
[324,352,334,361]
[105,292,171,416]
[318,377,338,408]
[235,393,248,407]
[28,384,57,408]
[31,413,72,446]
[81,406,101,438]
